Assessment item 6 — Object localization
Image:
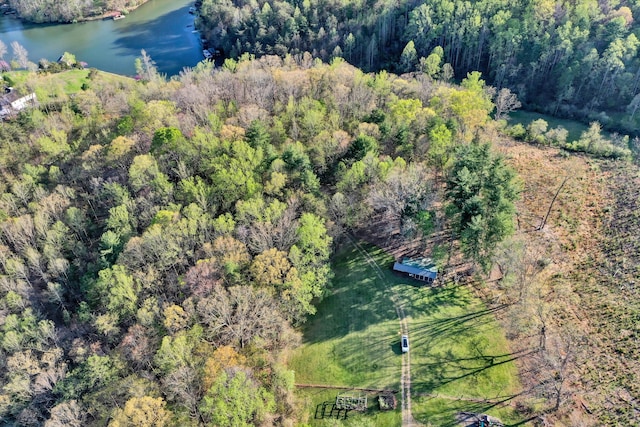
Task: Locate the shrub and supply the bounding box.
[505,123,526,139]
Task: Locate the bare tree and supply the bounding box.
[119,324,155,369]
[196,285,286,349]
[536,327,583,412]
[626,93,640,120]
[162,366,203,420]
[11,41,29,69]
[135,49,160,82]
[0,39,7,60]
[185,260,223,297]
[44,400,87,427]
[494,236,546,305]
[494,87,522,120]
[367,162,432,221]
[245,200,299,253]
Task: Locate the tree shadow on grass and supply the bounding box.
[409,304,526,397]
[390,341,403,355]
[303,285,398,343]
[302,244,499,350]
[302,246,399,343]
[412,305,508,337]
[414,394,526,427]
[395,281,476,316]
[412,350,532,394]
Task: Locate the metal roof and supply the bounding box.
[393,260,437,279]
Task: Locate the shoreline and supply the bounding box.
[0,0,213,77]
[0,0,151,24]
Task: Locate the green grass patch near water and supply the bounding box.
[290,243,526,426]
[3,69,133,103]
[508,110,591,142]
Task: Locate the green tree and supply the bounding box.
[344,33,356,62]
[427,122,454,174]
[419,46,444,78]
[199,369,274,427]
[527,119,549,143]
[59,52,77,67]
[91,265,138,321]
[400,40,418,73]
[56,355,123,399]
[128,155,161,193]
[151,127,184,154]
[346,134,378,161]
[446,140,519,271]
[441,81,494,141]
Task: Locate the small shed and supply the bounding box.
[393,257,437,283]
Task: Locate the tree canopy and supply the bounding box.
[197,0,640,134]
[446,140,520,271]
[2,53,605,425]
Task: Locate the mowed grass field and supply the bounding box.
[4,69,133,103]
[289,243,526,426]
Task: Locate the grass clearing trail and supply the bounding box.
[289,242,526,426]
[346,236,417,426]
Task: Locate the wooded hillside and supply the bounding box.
[0,48,638,425]
[0,59,514,426]
[197,0,640,133]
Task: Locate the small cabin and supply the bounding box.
[393,257,437,283]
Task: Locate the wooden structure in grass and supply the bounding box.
[335,393,367,411]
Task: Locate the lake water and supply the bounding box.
[0,0,204,76]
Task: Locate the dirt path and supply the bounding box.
[346,235,419,427]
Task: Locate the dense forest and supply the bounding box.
[197,0,640,134]
[0,56,528,425]
[5,0,147,22]
[1,0,639,420]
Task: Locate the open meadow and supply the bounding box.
[289,243,525,426]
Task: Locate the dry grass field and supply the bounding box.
[491,138,640,425]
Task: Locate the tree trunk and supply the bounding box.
[538,176,568,231]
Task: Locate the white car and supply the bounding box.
[401,335,409,353]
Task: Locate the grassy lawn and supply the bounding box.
[290,243,526,426]
[4,69,92,95]
[289,244,402,426]
[412,396,525,427]
[3,69,133,103]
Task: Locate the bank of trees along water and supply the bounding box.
[197,0,640,133]
[7,0,147,22]
[0,56,522,425]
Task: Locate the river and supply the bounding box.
[0,0,204,76]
